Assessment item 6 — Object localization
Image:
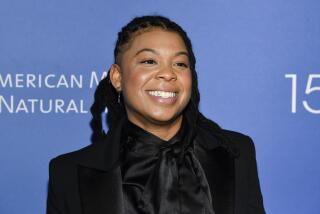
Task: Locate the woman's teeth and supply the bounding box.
[148,91,177,98]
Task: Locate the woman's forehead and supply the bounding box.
[127,29,187,54]
[116,27,188,64]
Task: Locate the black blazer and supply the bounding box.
[46,117,265,214]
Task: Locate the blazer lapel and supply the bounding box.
[78,165,124,214]
[203,148,235,214]
[195,126,237,214]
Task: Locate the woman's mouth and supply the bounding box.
[147,90,178,104]
[148,90,177,98]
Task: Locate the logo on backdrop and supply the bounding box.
[285,73,320,114]
[0,71,108,114]
[2,72,319,114]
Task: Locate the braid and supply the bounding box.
[89,74,109,143]
[90,15,227,145]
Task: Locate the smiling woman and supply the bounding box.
[46,15,266,214]
[109,29,192,140]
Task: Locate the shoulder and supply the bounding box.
[47,144,100,195]
[48,144,93,174]
[196,115,255,154]
[222,129,254,148]
[197,119,255,149]
[219,128,259,166]
[222,129,256,155]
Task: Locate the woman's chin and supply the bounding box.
[125,103,185,126]
[146,112,182,125]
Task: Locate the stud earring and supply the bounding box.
[118,91,121,104]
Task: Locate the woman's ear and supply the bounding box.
[109,64,122,92]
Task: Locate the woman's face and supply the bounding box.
[111,28,192,128]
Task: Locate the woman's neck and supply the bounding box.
[126,115,183,141]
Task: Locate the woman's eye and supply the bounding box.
[140,59,157,65]
[175,62,188,68]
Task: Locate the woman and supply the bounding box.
[47,15,265,214]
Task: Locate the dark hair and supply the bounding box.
[90,15,228,148]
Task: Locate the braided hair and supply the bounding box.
[90,15,226,146]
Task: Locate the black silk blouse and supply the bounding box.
[120,116,216,214]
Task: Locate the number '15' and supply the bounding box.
[285,74,320,114]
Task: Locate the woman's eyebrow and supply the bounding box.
[135,48,189,57]
[174,51,189,57]
[135,48,158,56]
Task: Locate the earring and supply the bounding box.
[118,91,121,104]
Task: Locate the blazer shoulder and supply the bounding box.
[220,129,255,152]
[222,129,252,141]
[49,144,94,172]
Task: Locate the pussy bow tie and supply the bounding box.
[121,118,215,214]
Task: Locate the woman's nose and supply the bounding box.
[156,64,177,81]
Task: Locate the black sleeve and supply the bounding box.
[246,137,266,214]
[46,158,66,214]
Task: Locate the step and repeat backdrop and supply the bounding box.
[0,0,319,213]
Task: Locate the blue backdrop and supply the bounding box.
[1,0,319,213]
